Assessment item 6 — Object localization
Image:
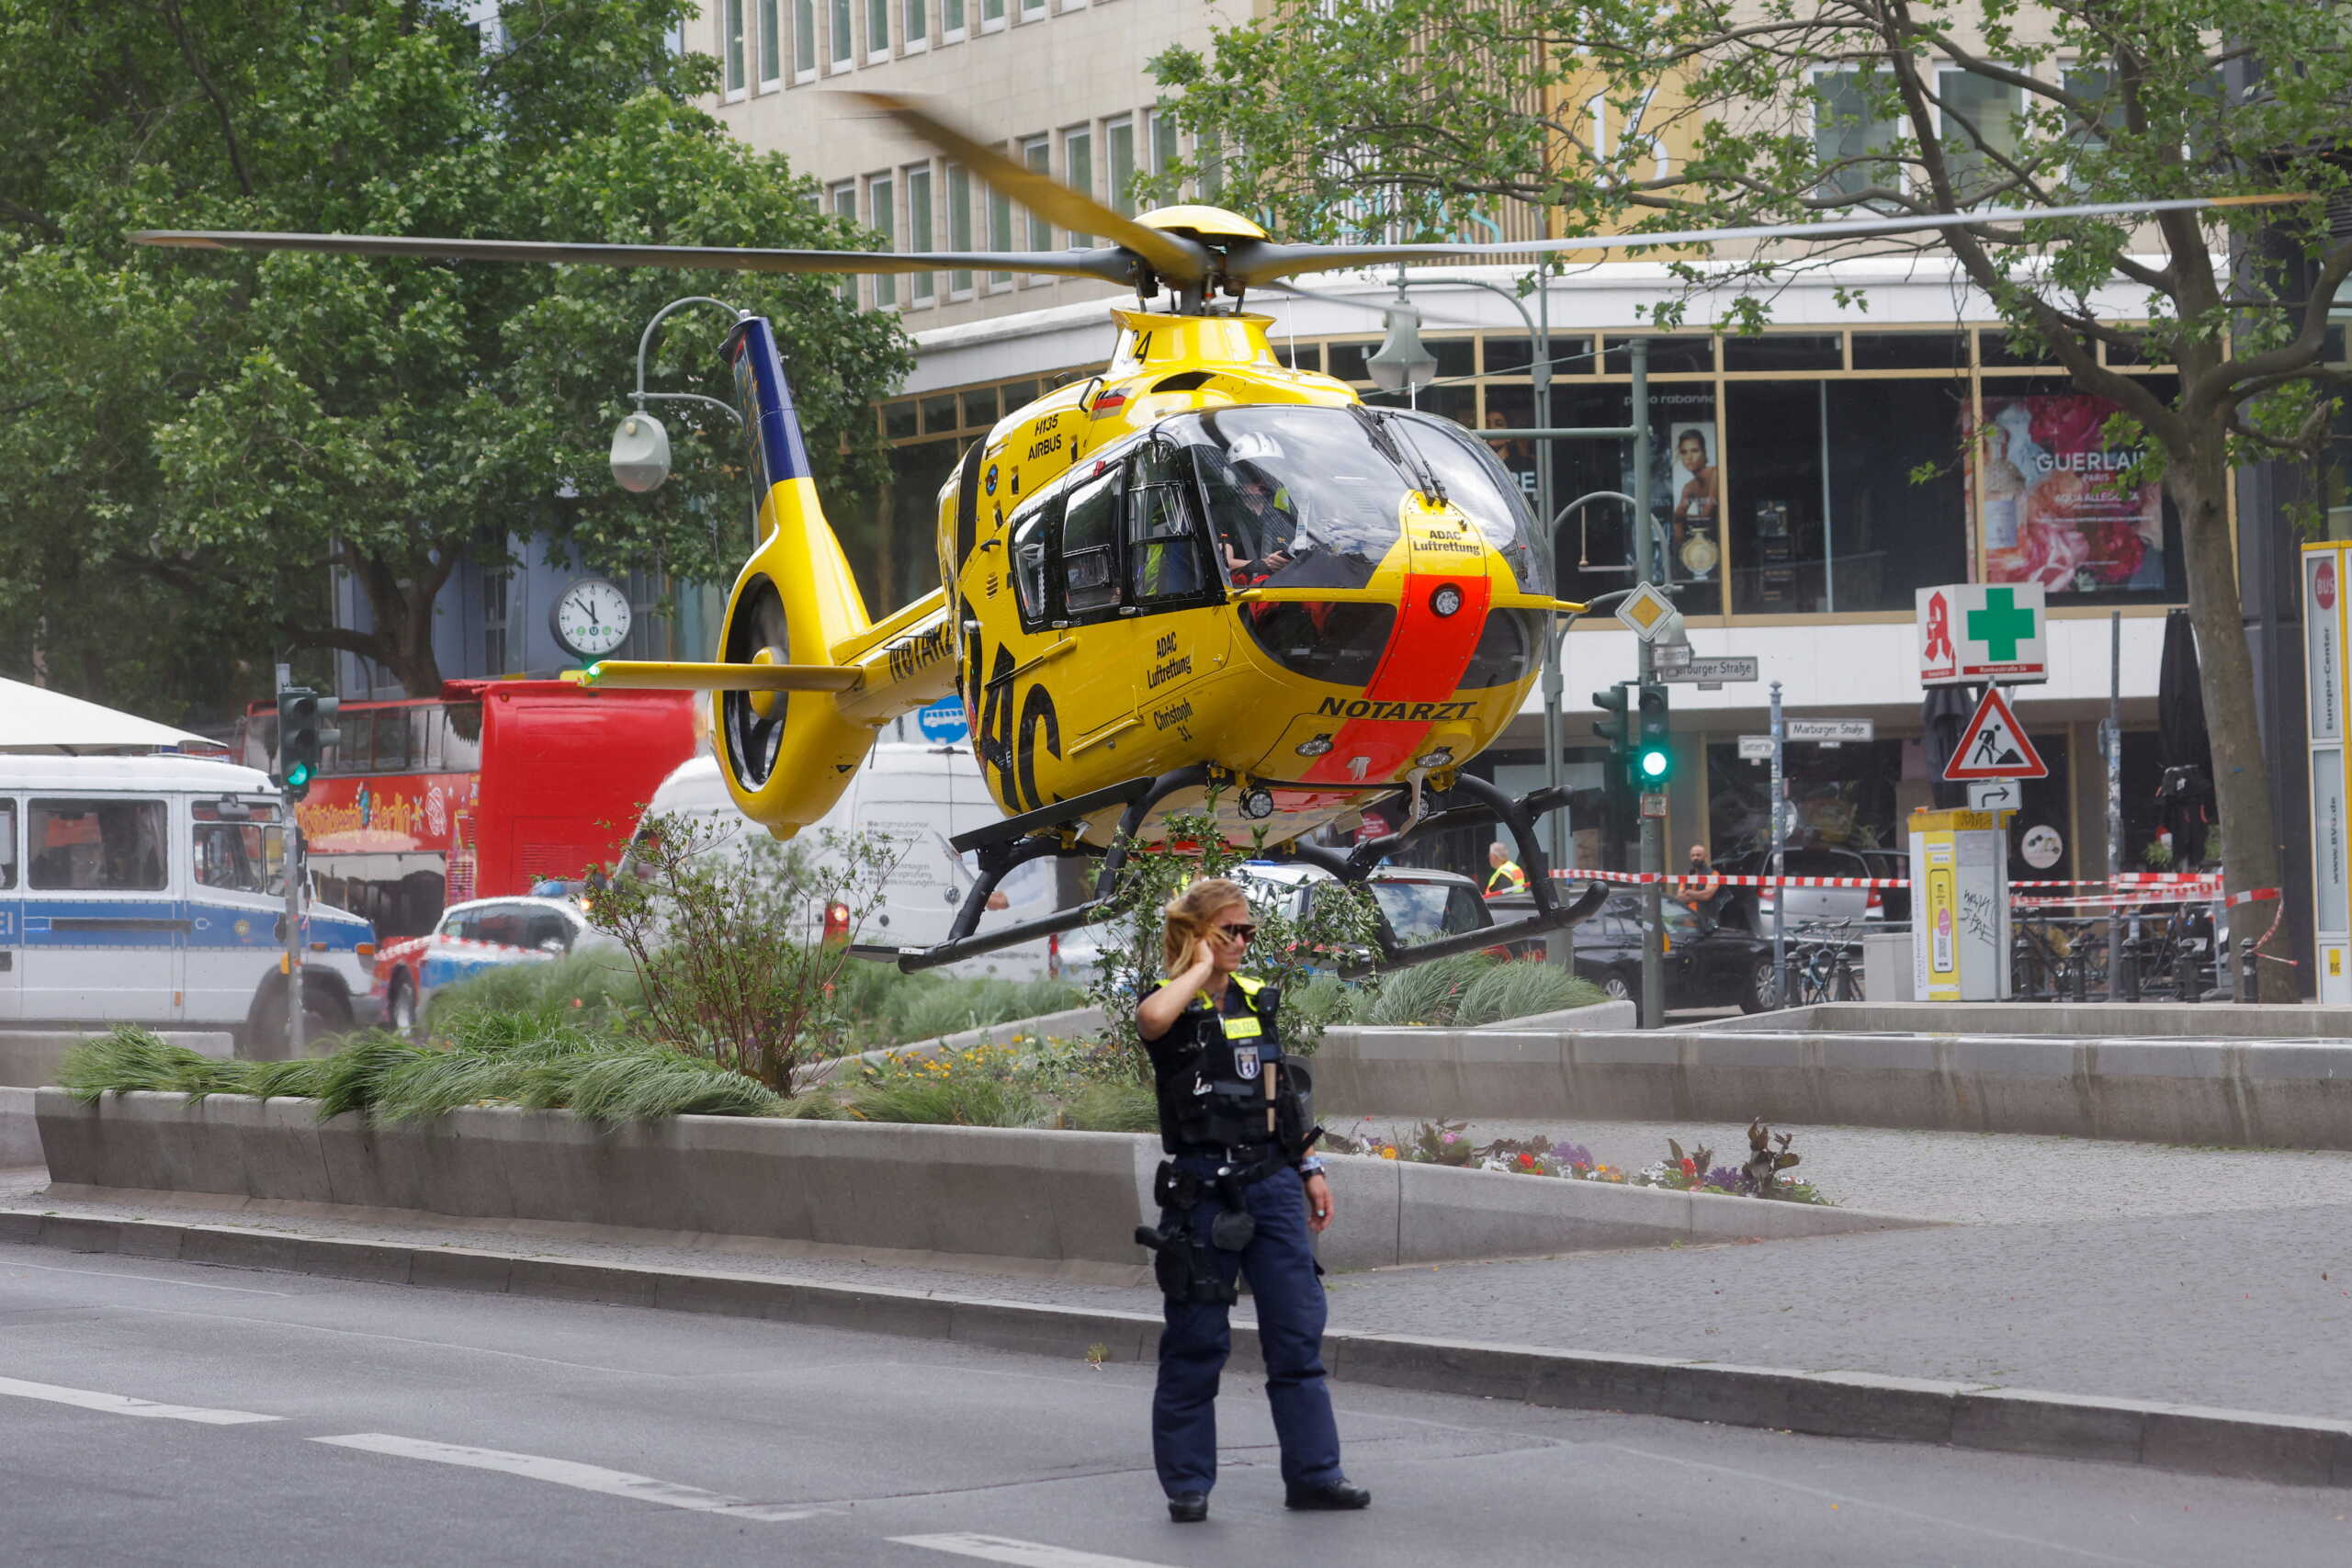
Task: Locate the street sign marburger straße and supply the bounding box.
[1656,656,1758,683]
[1738,718,1873,759]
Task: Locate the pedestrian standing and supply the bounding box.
[1135,876,1369,1524]
[1486,840,1529,896]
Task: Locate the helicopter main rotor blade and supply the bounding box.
[850,90,1213,289]
[1225,193,2308,288]
[132,229,1138,283]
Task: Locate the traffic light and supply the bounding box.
[276,686,341,801]
[1591,682,1633,768]
[1632,682,1673,788]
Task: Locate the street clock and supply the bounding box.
[550,577,632,660]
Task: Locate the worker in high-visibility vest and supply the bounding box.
[1485,841,1528,897]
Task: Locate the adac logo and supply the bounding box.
[984,464,998,496]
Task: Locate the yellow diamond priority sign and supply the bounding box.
[1615,581,1678,641]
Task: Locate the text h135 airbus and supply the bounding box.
[136,95,2288,971]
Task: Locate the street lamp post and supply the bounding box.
[608,296,749,493]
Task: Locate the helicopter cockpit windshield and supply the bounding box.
[1158,406,1546,598]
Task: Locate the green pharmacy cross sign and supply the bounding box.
[1917,581,2048,686]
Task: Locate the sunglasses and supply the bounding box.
[1216,922,1258,942]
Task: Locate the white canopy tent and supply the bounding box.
[0,674,222,755]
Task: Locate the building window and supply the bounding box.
[831,181,858,302]
[903,0,927,51]
[866,0,889,60]
[868,174,896,306]
[758,0,782,85]
[944,0,966,39]
[1021,135,1052,282]
[1197,130,1224,199]
[988,164,1015,289]
[981,0,1006,27]
[1937,67,2020,202]
[1813,67,1903,201]
[1148,107,1180,201]
[1105,113,1136,218]
[1062,125,1093,243]
[946,163,975,297]
[793,0,817,78]
[905,163,934,305]
[830,0,853,68]
[1019,0,1043,20]
[483,566,511,674]
[723,0,748,96]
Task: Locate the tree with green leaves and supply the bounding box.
[1159,1,2352,989]
[0,0,909,708]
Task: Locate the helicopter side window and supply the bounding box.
[1058,463,1124,617]
[1008,497,1054,628]
[1127,443,1212,605]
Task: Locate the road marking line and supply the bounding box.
[310,1433,813,1520]
[0,1374,280,1426]
[890,1535,1183,1568]
[3,1258,292,1295]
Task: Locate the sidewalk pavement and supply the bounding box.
[8,1115,2351,1428]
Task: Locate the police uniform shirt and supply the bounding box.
[1140,976,1283,1156]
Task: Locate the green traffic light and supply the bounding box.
[1636,746,1671,782]
[286,763,311,788]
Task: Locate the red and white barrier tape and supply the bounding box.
[1548,866,2272,909]
[1551,868,1906,889]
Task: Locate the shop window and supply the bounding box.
[1853,332,1965,370]
[1276,340,1320,372]
[1979,330,2052,367]
[884,438,959,612]
[1968,376,2184,602]
[882,400,918,440]
[1430,337,1477,380]
[1825,379,1969,611]
[1480,386,1542,512]
[920,393,957,434]
[1727,381,1827,614]
[1326,340,1376,382]
[1724,334,1841,373]
[1484,337,1532,374]
[28,798,168,891]
[1604,335,1713,374]
[1541,381,1715,612]
[960,385,999,428]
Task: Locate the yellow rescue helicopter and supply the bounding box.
[136,96,2287,970]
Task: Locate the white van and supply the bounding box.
[0,754,379,1043]
[628,743,1057,978]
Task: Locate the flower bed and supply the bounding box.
[1323,1118,1829,1204]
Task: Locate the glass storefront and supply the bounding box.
[878,321,2197,626]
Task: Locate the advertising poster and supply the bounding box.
[1965,392,2165,592]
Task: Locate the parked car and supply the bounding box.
[1561,893,1779,1021]
[371,895,607,1032]
[1712,844,1907,931]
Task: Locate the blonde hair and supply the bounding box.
[1162,875,1252,976]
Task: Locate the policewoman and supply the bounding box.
[1135,876,1370,1524]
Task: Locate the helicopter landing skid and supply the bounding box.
[851,765,1601,979]
[851,764,1213,974]
[1278,773,1605,976]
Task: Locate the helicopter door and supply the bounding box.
[1124,444,1227,728]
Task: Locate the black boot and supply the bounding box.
[1167,1493,1208,1523]
[1284,1479,1371,1511]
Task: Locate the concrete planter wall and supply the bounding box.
[1311,1024,2352,1149]
[31,1089,1917,1273]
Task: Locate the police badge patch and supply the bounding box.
[1231,1043,1261,1080]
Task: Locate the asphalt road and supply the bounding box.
[3,1248,2346,1566]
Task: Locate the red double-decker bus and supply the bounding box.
[238,680,697,937]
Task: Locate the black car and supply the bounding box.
[1562,892,1779,1020]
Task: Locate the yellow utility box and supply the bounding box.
[1909,808,2011,1001]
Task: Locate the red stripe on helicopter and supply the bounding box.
[1297,571,1491,785]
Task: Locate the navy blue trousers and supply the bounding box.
[1151,1156,1344,1496]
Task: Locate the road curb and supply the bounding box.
[5,1207,2346,1490]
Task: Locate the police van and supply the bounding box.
[0,754,379,1044]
